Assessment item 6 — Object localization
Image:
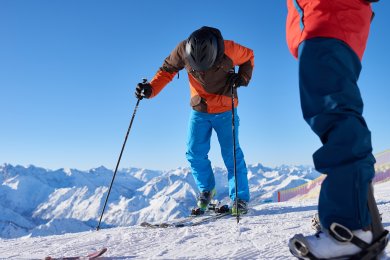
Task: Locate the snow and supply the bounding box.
[0,182,388,259]
[2,176,19,190]
[0,163,389,259]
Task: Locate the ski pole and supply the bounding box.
[230,70,240,224]
[96,79,146,231]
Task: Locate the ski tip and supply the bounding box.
[87,247,108,258]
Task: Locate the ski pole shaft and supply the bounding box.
[96,87,144,231]
[230,70,240,224]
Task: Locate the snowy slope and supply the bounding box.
[0,181,389,259]
[0,163,320,239]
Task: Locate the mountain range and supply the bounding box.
[0,163,320,239]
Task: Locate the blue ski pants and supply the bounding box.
[298,38,376,230]
[186,109,250,202]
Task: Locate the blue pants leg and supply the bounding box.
[298,38,375,230]
[212,109,250,202]
[186,110,250,202]
[186,111,215,192]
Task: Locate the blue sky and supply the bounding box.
[1,1,389,171]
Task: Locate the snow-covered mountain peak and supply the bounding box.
[0,163,319,239]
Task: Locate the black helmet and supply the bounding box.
[185,27,219,71]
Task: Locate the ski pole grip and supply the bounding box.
[228,68,236,88]
[140,78,148,99]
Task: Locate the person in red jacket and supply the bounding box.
[286,0,388,259]
[135,26,254,215]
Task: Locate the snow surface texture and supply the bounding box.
[0,163,320,239]
[1,181,389,259]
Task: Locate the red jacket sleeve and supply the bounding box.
[149,70,177,98]
[149,41,185,98]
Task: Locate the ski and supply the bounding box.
[140,214,202,228]
[186,212,231,227]
[140,212,200,228]
[44,247,107,260]
[140,212,231,228]
[140,203,230,228]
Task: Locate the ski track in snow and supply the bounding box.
[1,182,390,259]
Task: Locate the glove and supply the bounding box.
[135,82,152,100]
[227,73,245,88]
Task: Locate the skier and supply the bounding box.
[135,26,254,215]
[286,0,388,259]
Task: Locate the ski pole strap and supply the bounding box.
[329,223,370,249]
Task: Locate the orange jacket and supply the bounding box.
[149,39,254,114]
[286,0,373,60]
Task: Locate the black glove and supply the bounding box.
[227,73,245,88]
[135,82,152,100]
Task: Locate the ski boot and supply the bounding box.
[289,222,388,259]
[290,184,389,259]
[289,223,372,259]
[231,198,248,216]
[191,189,216,216]
[215,204,230,214]
[191,208,204,216]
